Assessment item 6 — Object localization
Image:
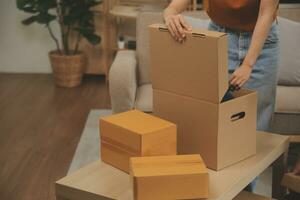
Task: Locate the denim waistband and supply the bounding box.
[209,20,278,35]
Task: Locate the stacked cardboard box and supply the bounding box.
[149,24,258,170]
[100,110,210,199]
[99,109,177,173]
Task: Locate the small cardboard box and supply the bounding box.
[153,89,257,170]
[99,109,177,173]
[281,173,300,193]
[129,154,209,200]
[149,24,228,104]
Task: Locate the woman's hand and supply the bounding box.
[230,64,252,89]
[165,14,192,42]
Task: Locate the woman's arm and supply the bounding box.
[230,0,279,88]
[164,0,191,42]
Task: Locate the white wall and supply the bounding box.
[0,0,60,73]
[1,1,299,73]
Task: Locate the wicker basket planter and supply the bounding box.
[49,51,86,88]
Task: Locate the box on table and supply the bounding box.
[129,154,209,200]
[281,173,300,193]
[99,109,177,173]
[149,24,257,170]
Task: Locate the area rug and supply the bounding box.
[68,109,112,174]
[68,109,272,197]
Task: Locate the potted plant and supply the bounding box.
[17,0,102,87]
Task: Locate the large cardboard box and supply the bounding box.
[150,24,257,170]
[129,154,209,200]
[153,89,257,170]
[100,110,177,173]
[149,24,228,104]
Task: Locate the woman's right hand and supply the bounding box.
[165,14,192,42]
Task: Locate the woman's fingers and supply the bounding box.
[171,18,184,40]
[179,15,192,31]
[165,15,188,42]
[230,75,245,89]
[174,18,185,39]
[230,75,238,86]
[166,20,178,40]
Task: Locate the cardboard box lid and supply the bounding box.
[130,154,207,177]
[101,109,176,135]
[281,173,300,193]
[149,23,228,104]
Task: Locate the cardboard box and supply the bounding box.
[129,154,209,200]
[100,109,177,173]
[149,24,228,104]
[150,24,258,170]
[281,173,300,193]
[153,89,257,170]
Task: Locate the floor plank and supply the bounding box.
[0,73,110,200]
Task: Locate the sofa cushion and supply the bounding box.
[277,17,300,86]
[135,84,153,112]
[136,11,209,86]
[275,85,300,114]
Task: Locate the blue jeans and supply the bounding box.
[208,21,279,191]
[208,21,279,132]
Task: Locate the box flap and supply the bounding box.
[130,154,207,177]
[149,23,228,103]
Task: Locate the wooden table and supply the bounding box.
[56,132,289,200]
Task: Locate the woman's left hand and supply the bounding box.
[230,64,252,89]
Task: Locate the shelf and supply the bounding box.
[109,5,141,19]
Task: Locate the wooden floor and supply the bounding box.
[0,73,110,200]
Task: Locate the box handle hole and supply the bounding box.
[192,33,206,38]
[231,112,246,122]
[159,27,169,32]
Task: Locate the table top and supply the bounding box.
[56,131,289,200]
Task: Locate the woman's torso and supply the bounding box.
[204,0,260,31]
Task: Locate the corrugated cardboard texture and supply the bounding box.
[217,89,257,168]
[100,110,177,173]
[281,173,300,193]
[149,23,228,104]
[130,155,209,200]
[153,89,257,170]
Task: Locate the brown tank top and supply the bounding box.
[204,0,260,31]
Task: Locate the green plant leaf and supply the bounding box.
[21,6,37,13]
[74,27,94,34]
[86,0,103,8]
[22,15,37,25]
[82,33,101,45]
[36,12,56,24]
[37,0,56,11]
[17,0,32,9]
